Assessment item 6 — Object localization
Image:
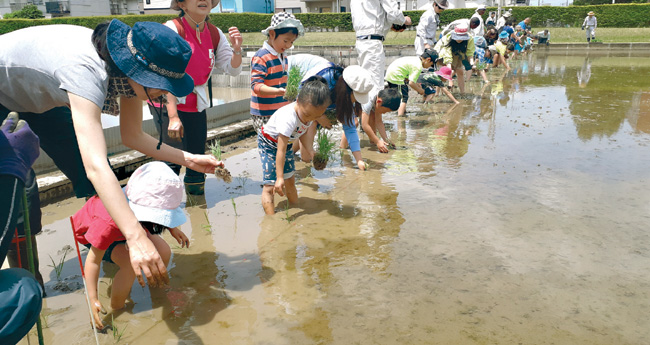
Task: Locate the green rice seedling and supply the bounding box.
[283,202,292,223]
[202,211,213,233]
[313,129,336,171]
[323,109,338,126]
[111,315,127,343]
[47,249,68,281]
[231,197,238,217]
[209,140,232,183]
[284,65,305,102]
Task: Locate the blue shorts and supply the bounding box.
[258,134,295,185]
[83,240,126,264]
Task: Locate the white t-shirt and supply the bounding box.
[263,102,312,142]
[0,25,108,113]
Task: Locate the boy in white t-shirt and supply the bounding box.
[258,77,331,215]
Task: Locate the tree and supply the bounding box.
[3,4,44,19]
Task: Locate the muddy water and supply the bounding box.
[18,54,650,345]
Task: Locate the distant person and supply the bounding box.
[150,0,243,195]
[485,11,497,27]
[471,5,487,37]
[0,113,43,345]
[384,49,437,116]
[352,0,411,89]
[435,24,476,94]
[518,17,532,34]
[414,0,448,55]
[496,11,511,30]
[258,78,331,215]
[484,27,498,46]
[72,162,190,329]
[537,30,550,45]
[440,17,480,37]
[250,12,304,134]
[492,31,512,71]
[582,11,597,43]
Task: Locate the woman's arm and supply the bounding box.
[165,94,183,140]
[68,93,169,288]
[119,96,221,173]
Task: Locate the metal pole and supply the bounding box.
[22,191,45,345]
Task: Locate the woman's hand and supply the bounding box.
[228,27,243,52]
[185,153,223,174]
[167,115,183,141]
[169,227,190,248]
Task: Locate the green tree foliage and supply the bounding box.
[3,4,44,19]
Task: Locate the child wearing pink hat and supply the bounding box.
[72,162,190,330]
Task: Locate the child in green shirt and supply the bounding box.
[384,49,437,116]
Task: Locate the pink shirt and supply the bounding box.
[72,195,125,250]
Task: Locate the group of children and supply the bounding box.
[71,6,550,330]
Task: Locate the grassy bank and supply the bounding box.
[241,27,650,47]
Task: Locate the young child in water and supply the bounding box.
[72,162,190,329]
[258,77,331,215]
[250,12,305,134]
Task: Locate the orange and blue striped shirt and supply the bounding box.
[250,42,289,117]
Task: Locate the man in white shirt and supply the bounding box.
[496,11,511,30]
[471,5,486,37]
[582,11,597,42]
[351,0,411,89]
[414,0,448,55]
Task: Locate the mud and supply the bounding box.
[17,53,650,345]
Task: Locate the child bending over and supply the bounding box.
[384,49,437,116]
[359,88,402,153]
[258,77,331,215]
[72,162,189,329]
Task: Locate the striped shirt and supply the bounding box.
[250,41,289,117]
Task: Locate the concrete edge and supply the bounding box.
[37,120,256,205]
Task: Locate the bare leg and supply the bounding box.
[284,176,298,204]
[262,185,275,215]
[340,131,349,149]
[109,244,136,310]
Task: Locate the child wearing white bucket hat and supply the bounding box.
[72,162,190,330]
[250,12,305,135]
[434,23,476,94]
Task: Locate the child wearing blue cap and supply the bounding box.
[0,19,221,289]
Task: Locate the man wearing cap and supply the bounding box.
[351,0,412,89]
[471,5,487,37]
[440,17,481,37]
[414,0,448,55]
[496,11,511,30]
[582,11,597,43]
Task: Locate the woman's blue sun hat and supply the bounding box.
[262,12,305,37]
[499,31,509,39]
[106,19,194,97]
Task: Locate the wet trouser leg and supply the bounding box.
[0,105,96,199]
[0,268,43,344]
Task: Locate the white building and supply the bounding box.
[0,0,141,18]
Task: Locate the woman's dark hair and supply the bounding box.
[92,21,126,78]
[272,27,299,37]
[297,76,331,108]
[334,76,361,127]
[447,39,469,57]
[140,221,166,235]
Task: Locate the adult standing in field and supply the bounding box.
[485,11,497,28]
[471,5,487,37]
[582,11,597,43]
[150,0,243,195]
[0,19,221,288]
[414,0,448,55]
[351,0,412,89]
[496,11,511,30]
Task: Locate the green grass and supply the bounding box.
[241,28,650,46]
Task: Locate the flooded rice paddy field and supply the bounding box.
[20,53,650,345]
